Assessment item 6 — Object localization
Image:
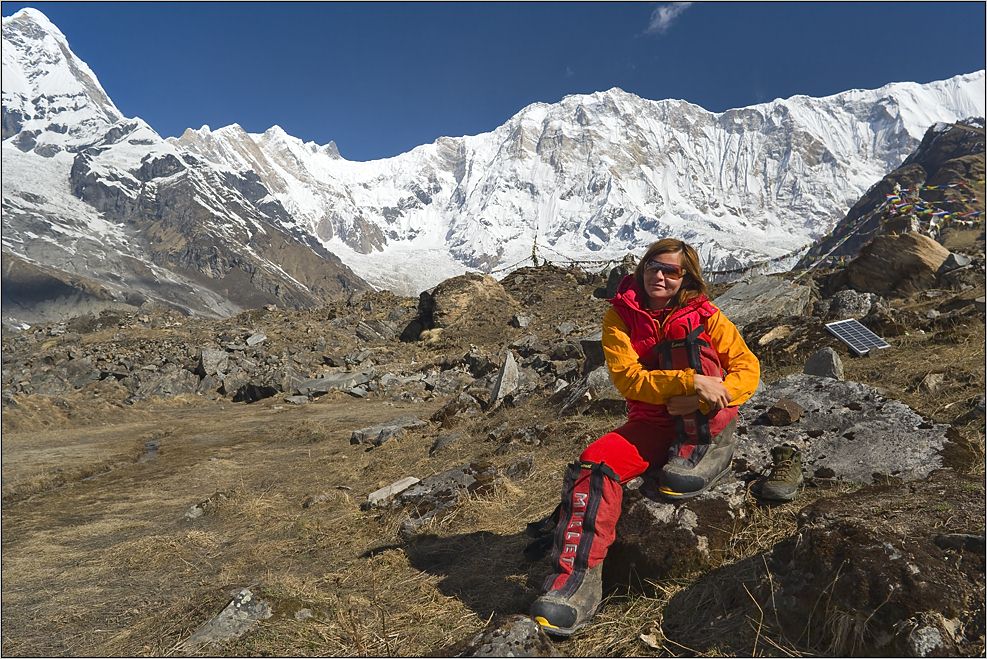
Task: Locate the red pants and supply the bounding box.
[544,419,677,593]
[579,418,678,482]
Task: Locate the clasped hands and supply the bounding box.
[666,374,731,416]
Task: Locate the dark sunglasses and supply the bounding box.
[644,259,685,279]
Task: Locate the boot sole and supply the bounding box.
[533,615,581,637]
[755,486,800,502]
[657,463,730,500]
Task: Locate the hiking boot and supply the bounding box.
[530,562,603,637]
[658,418,737,499]
[756,444,803,501]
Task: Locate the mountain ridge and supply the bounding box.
[2,6,984,311]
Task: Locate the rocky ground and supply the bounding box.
[1,226,984,657]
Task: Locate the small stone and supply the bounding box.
[284,395,309,405]
[918,373,946,395]
[366,476,420,508]
[758,325,792,346]
[765,398,804,426]
[294,608,313,621]
[804,347,845,380]
[246,333,267,347]
[509,314,530,328]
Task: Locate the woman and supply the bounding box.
[530,239,760,637]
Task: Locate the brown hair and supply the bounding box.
[633,238,709,309]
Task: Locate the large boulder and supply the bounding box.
[734,374,952,485]
[713,275,813,330]
[401,273,518,340]
[661,470,985,656]
[846,232,950,296]
[605,372,956,589]
[606,480,748,588]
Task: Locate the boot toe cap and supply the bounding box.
[530,597,578,635]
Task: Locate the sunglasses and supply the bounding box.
[644,259,685,280]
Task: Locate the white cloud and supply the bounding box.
[646,2,693,35]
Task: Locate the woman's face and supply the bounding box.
[643,251,685,308]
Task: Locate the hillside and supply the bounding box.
[2,213,983,656]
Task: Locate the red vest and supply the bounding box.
[610,275,737,437]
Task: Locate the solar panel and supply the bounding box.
[825,319,891,356]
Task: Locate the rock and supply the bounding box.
[735,374,952,485]
[556,321,576,337]
[846,232,950,296]
[295,372,372,396]
[397,463,498,539]
[606,481,748,586]
[595,254,637,299]
[510,334,549,358]
[937,251,973,274]
[355,320,396,342]
[826,289,878,319]
[549,342,582,362]
[764,398,804,425]
[294,608,313,621]
[488,351,519,408]
[350,416,425,447]
[579,331,605,374]
[558,366,623,416]
[178,588,273,652]
[284,395,309,405]
[245,332,267,347]
[128,364,200,401]
[428,431,464,456]
[430,393,482,427]
[365,476,421,508]
[504,455,534,481]
[918,372,946,394]
[426,273,517,331]
[454,614,559,657]
[803,346,845,380]
[198,348,229,376]
[757,324,792,346]
[509,314,530,328]
[661,470,985,657]
[713,275,812,330]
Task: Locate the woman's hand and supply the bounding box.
[666,395,700,416]
[693,374,731,412]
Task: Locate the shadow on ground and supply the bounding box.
[402,530,547,619]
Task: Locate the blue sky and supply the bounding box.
[4,2,985,161]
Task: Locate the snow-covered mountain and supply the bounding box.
[3,6,984,320]
[2,8,367,323]
[173,73,984,294]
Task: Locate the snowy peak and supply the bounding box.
[2,7,122,153]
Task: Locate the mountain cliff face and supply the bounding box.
[2,7,985,315]
[1,8,367,323]
[173,74,984,294]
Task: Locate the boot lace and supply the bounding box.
[768,457,797,482]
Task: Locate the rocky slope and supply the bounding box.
[799,118,985,268]
[2,216,983,656]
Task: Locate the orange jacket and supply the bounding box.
[602,303,760,413]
